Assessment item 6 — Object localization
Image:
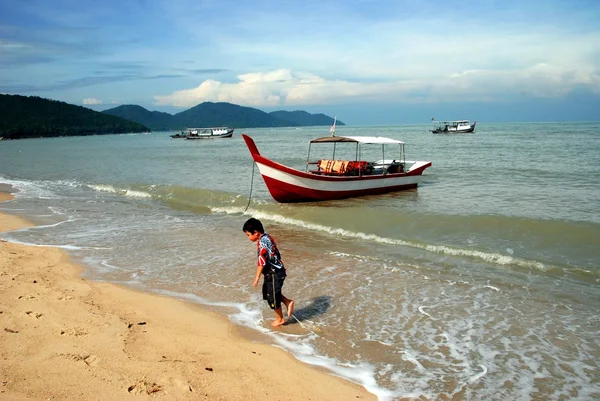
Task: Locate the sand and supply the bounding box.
[0,191,375,400]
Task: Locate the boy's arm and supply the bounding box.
[253,265,264,287]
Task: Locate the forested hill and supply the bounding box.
[268,110,345,127]
[174,102,292,129]
[0,94,149,139]
[102,102,343,131]
[101,105,174,131]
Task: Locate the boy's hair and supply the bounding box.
[242,218,264,234]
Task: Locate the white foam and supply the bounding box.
[13,219,72,231]
[469,364,488,382]
[0,177,60,199]
[418,305,436,320]
[122,189,152,198]
[0,237,82,251]
[87,184,151,198]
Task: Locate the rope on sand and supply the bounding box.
[291,315,321,333]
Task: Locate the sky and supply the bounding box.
[1,0,599,125]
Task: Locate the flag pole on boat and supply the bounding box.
[330,116,337,137]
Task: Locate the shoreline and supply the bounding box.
[0,190,376,400]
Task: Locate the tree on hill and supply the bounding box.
[102,105,174,131]
[269,110,344,126]
[0,94,149,139]
[173,102,298,128]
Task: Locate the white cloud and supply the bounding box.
[83,97,102,105]
[153,63,600,108]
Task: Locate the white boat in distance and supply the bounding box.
[242,133,432,203]
[431,120,476,134]
[185,127,234,139]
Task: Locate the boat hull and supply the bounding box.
[185,129,234,139]
[242,134,431,203]
[431,126,475,134]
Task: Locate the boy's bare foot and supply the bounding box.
[287,300,295,318]
[271,319,286,327]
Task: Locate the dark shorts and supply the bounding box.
[262,273,285,310]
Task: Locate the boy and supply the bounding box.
[242,218,294,327]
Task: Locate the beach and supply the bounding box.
[0,191,375,401]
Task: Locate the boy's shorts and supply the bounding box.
[262,273,285,309]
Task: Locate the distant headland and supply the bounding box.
[0,94,343,140]
[102,102,343,131]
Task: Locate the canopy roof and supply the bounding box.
[310,136,404,145]
[186,127,229,129]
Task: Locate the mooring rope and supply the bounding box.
[243,161,256,212]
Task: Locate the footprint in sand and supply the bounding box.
[58,353,89,362]
[127,380,163,395]
[25,310,43,318]
[166,377,194,393]
[57,352,100,367]
[59,328,89,337]
[83,354,101,367]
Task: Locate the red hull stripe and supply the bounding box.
[263,175,418,202]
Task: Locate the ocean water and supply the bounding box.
[0,122,599,400]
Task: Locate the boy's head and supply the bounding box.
[243,218,264,242]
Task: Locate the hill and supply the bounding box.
[101,105,173,131]
[269,110,344,127]
[173,102,296,129]
[102,102,343,130]
[0,94,149,139]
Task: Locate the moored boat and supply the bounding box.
[431,120,476,134]
[242,133,432,203]
[185,127,234,139]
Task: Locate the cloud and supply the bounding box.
[153,64,600,108]
[0,73,189,93]
[83,98,102,105]
[153,69,359,107]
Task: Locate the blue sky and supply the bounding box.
[1,0,599,124]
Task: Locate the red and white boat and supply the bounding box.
[242,133,432,203]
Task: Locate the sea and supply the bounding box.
[0,122,599,400]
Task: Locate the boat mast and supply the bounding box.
[330,116,337,137]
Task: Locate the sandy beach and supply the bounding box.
[0,191,375,401]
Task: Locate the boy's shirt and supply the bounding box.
[257,233,286,276]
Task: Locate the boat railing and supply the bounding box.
[372,159,405,174]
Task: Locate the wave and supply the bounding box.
[87,184,152,198]
[211,207,599,282]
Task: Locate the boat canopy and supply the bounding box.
[187,127,229,130]
[310,136,404,145]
